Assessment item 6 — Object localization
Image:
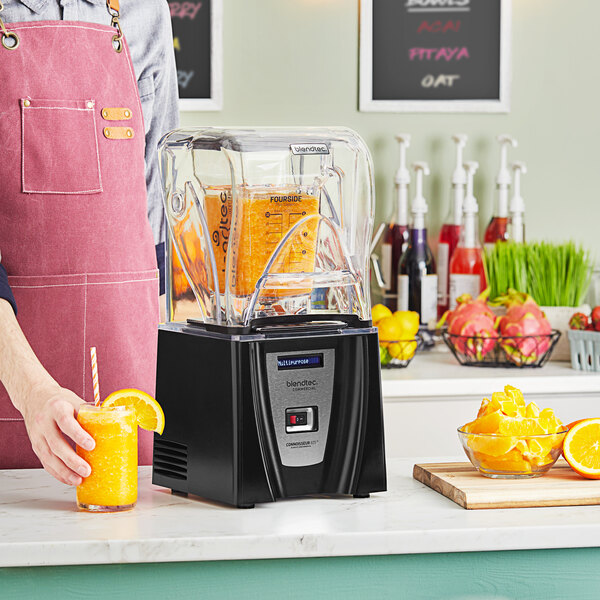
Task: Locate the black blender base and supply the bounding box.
[153,324,387,508]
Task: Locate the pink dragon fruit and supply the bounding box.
[495,289,553,366]
[439,290,498,360]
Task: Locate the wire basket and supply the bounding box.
[379,336,421,369]
[442,330,561,368]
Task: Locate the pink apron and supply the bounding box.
[0,6,159,468]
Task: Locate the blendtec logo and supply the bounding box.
[290,144,329,155]
[287,379,317,388]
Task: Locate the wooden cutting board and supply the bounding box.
[413,460,600,509]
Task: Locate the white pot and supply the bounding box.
[540,305,591,361]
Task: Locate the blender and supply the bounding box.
[153,127,386,508]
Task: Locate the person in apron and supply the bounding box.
[0,0,177,484]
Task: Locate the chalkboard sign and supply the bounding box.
[169,0,223,111]
[360,0,511,112]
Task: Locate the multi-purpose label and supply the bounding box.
[397,273,438,324]
[420,274,438,324]
[381,243,392,291]
[449,273,480,309]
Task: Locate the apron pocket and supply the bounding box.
[21,98,102,195]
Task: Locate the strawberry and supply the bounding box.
[569,312,589,330]
[595,320,600,332]
[586,323,595,331]
[592,306,600,325]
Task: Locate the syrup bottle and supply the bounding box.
[484,135,517,251]
[398,162,437,326]
[380,134,411,311]
[449,161,486,309]
[437,134,467,317]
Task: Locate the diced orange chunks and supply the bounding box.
[468,434,516,457]
[473,449,532,474]
[464,411,503,434]
[539,408,563,434]
[504,385,525,406]
[460,385,565,473]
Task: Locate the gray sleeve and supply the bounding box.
[142,1,180,247]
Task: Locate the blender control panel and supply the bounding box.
[265,349,334,467]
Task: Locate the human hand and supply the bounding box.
[19,384,96,486]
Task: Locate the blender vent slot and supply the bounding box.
[156,439,187,451]
[154,439,188,481]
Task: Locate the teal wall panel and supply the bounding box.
[2,548,600,600]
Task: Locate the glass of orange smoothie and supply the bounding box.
[76,404,138,512]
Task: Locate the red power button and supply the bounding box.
[289,415,297,425]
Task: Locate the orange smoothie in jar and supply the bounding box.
[76,405,138,512]
[230,188,320,298]
[173,186,319,301]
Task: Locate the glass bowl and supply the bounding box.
[457,427,569,478]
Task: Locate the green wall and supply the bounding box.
[179,0,600,264]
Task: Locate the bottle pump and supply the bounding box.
[461,161,480,249]
[450,134,468,224]
[394,134,411,230]
[411,161,429,229]
[509,161,527,243]
[484,134,518,250]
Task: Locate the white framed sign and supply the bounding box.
[169,0,223,111]
[360,0,511,113]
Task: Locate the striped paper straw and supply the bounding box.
[90,347,100,406]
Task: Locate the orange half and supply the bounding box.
[563,418,600,479]
[103,388,165,435]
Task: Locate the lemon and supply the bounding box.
[388,340,417,361]
[372,303,392,325]
[377,316,405,344]
[392,311,420,337]
[103,388,165,435]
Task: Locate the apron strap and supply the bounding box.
[106,0,124,53]
[0,1,123,53]
[0,2,19,51]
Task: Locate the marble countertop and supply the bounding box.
[3,460,600,568]
[381,350,600,400]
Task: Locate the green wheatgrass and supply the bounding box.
[484,241,593,307]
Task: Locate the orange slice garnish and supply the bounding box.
[102,388,165,435]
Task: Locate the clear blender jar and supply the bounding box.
[159,127,375,328]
